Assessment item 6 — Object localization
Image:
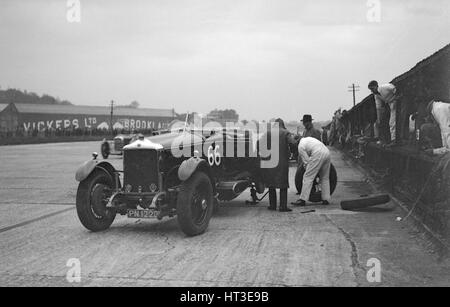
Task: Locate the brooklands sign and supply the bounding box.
[20,114,170,132]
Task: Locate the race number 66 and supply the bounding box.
[207,145,221,166]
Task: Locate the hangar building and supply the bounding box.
[0,103,177,133]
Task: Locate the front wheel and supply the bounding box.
[177,172,214,236]
[76,170,116,232]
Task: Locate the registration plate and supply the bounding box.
[127,209,160,219]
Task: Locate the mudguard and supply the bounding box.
[75,160,116,182]
[178,157,211,182]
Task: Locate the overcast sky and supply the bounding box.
[0,0,449,121]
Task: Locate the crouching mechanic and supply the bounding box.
[292,137,331,206]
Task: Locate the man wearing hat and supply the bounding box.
[301,114,321,141]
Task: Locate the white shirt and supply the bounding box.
[431,101,450,148]
[374,83,397,109]
[431,101,450,130]
[298,137,329,164]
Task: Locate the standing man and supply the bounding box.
[368,80,398,145]
[427,100,450,149]
[260,118,294,212]
[292,137,331,206]
[301,114,322,141]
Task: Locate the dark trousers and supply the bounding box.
[269,188,287,209]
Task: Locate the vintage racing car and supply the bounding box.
[75,128,337,236]
[100,133,138,159]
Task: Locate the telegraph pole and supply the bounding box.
[110,100,114,136]
[348,84,360,107]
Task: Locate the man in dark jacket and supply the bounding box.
[301,114,321,141]
[259,118,295,212]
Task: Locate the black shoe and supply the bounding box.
[322,201,330,206]
[279,207,292,212]
[291,199,307,207]
[268,206,277,211]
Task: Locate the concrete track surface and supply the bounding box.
[0,142,448,286]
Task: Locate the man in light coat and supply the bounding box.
[291,137,331,206]
[368,80,398,145]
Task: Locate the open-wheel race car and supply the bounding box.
[100,133,139,159]
[75,128,338,236]
[100,130,175,159]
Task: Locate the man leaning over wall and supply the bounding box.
[426,100,450,155]
[368,80,398,146]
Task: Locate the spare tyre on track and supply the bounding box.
[295,163,338,202]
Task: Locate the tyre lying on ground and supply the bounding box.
[295,163,338,202]
[340,194,391,211]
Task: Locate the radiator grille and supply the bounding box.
[123,149,159,193]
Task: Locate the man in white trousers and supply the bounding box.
[291,137,331,207]
[368,80,398,145]
[427,100,450,152]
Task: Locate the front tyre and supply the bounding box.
[76,170,116,232]
[177,172,214,236]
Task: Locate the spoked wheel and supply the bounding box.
[191,190,209,225]
[76,170,116,231]
[177,172,214,236]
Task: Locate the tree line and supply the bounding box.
[0,88,72,105]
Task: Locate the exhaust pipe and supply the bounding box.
[216,180,251,201]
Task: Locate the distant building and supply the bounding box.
[0,103,176,133]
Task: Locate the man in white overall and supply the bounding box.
[427,100,450,154]
[368,80,398,145]
[291,137,331,207]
